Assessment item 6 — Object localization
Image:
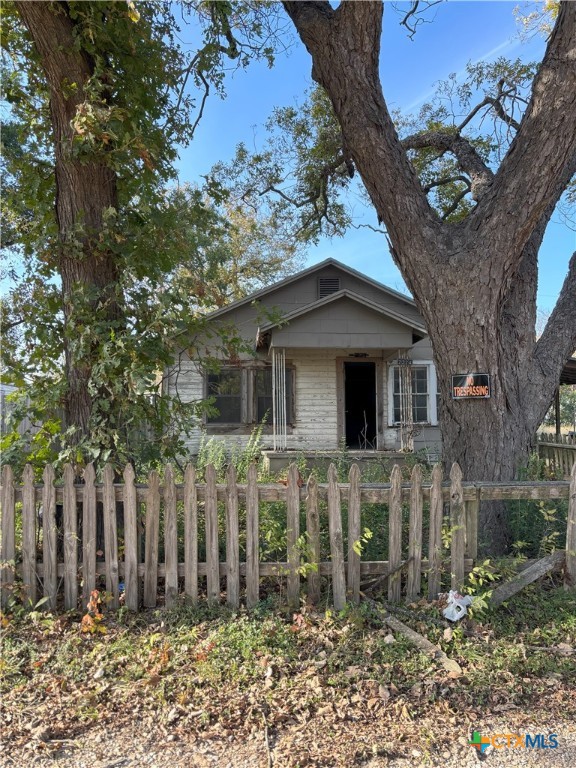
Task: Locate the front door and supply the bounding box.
[344,362,377,449]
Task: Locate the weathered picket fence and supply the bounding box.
[538,432,576,478]
[1,461,575,613]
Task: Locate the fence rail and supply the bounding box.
[538,432,576,478]
[1,461,575,613]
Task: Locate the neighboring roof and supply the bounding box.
[560,357,576,385]
[205,257,416,321]
[259,288,426,334]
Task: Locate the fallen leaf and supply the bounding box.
[378,685,390,703]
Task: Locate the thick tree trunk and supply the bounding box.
[16,1,122,445]
[283,0,576,552]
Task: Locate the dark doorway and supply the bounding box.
[344,362,377,449]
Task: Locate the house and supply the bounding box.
[166,258,443,465]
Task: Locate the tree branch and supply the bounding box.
[471,1,576,258]
[489,79,522,132]
[402,130,493,200]
[440,184,470,219]
[283,0,439,257]
[422,174,469,193]
[163,52,207,136]
[395,0,444,40]
[533,251,576,386]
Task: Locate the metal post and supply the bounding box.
[272,347,286,451]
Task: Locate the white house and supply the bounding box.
[166,259,442,464]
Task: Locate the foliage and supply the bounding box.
[210,86,359,242]
[195,421,267,483]
[509,499,568,559]
[515,0,559,39]
[0,1,298,474]
[209,51,544,234]
[80,590,109,636]
[507,450,569,558]
[544,385,576,428]
[1,586,574,764]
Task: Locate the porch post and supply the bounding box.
[272,347,287,450]
[555,387,561,440]
[397,351,414,452]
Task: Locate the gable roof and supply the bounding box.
[259,288,426,334]
[205,257,417,320]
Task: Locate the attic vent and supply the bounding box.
[318,277,340,298]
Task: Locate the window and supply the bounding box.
[254,368,294,423]
[206,365,294,428]
[206,369,242,424]
[388,361,438,425]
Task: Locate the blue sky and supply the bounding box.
[175,0,575,313]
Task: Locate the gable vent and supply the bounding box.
[318,277,341,298]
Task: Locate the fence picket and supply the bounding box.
[43,464,58,611]
[21,464,37,607]
[566,462,576,591]
[205,464,220,605]
[143,470,160,608]
[328,464,346,611]
[183,464,198,603]
[428,464,443,601]
[62,464,77,610]
[123,463,139,611]
[450,463,465,591]
[226,464,240,609]
[347,463,361,604]
[245,463,259,608]
[164,465,178,608]
[82,463,97,609]
[5,460,576,611]
[305,473,321,605]
[286,463,301,611]
[388,464,402,602]
[406,464,423,602]
[465,488,479,561]
[103,465,120,609]
[1,465,15,608]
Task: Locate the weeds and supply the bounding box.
[1,585,574,766]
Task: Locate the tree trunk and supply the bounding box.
[16,1,122,447]
[282,0,576,552]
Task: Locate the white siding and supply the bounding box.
[167,346,441,459]
[165,358,204,456]
[290,350,338,450]
[167,349,341,456]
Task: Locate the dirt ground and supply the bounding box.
[2,672,575,767]
[2,592,575,768]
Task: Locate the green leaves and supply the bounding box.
[1,1,294,473]
[211,85,358,244]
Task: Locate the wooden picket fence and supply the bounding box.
[1,461,575,613]
[538,432,576,478]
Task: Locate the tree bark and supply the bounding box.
[16,1,122,443]
[283,0,576,552]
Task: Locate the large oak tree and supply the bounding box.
[280,1,576,549]
[2,1,287,470]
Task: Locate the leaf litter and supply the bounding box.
[1,587,575,767]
